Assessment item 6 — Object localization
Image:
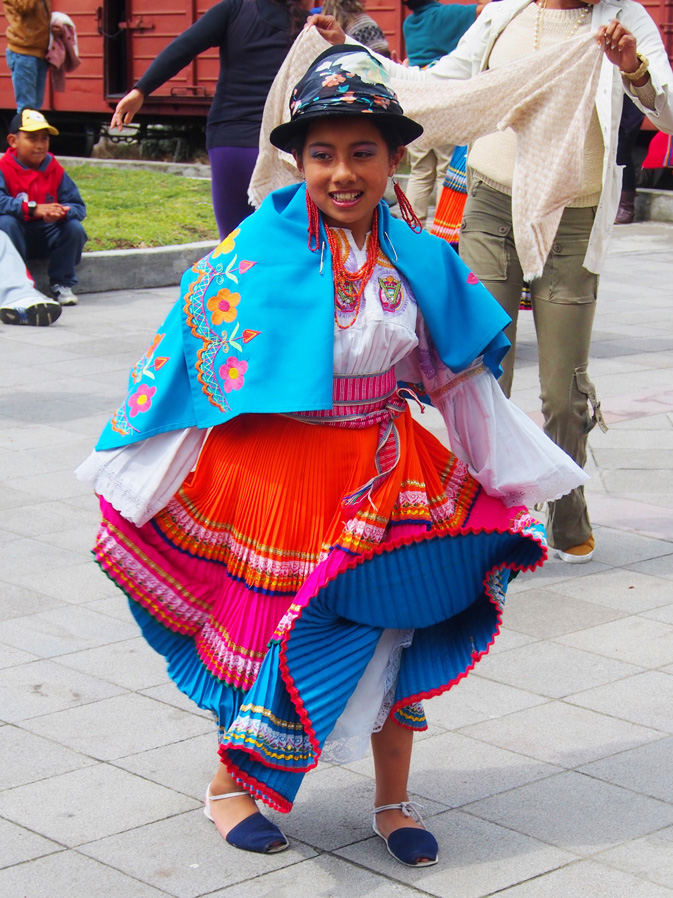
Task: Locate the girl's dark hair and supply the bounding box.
[282,0,311,39]
[288,117,405,157]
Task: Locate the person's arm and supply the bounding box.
[0,173,24,219]
[111,0,241,129]
[57,171,86,221]
[598,6,673,133]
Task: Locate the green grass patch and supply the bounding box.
[63,165,219,251]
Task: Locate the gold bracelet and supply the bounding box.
[621,52,649,82]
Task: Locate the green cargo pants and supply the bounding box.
[459,180,607,551]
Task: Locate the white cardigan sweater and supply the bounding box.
[381,0,673,274]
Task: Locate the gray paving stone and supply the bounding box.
[491,858,673,897]
[0,817,62,869]
[555,615,673,669]
[644,603,673,625]
[424,674,547,732]
[629,552,673,582]
[348,732,560,809]
[474,640,641,699]
[10,560,120,606]
[0,604,137,657]
[79,808,316,897]
[486,626,538,654]
[596,825,673,891]
[0,537,84,587]
[544,567,673,613]
[112,732,219,801]
[23,692,213,761]
[459,701,661,768]
[141,684,213,718]
[579,736,673,803]
[83,595,138,623]
[0,658,124,722]
[0,642,38,670]
[0,763,199,847]
[209,854,426,897]
[0,850,170,898]
[464,771,673,856]
[0,582,64,621]
[566,670,673,732]
[501,588,625,639]
[336,810,576,898]
[0,725,96,790]
[57,638,170,691]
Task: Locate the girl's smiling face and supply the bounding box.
[294,118,405,248]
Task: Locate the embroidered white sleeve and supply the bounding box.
[415,317,589,507]
[75,428,207,526]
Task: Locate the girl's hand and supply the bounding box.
[596,19,646,82]
[110,88,145,130]
[306,14,346,45]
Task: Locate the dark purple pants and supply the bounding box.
[208,146,259,239]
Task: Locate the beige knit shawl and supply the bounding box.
[249,27,604,281]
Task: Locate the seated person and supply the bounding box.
[0,108,86,306]
[0,231,61,326]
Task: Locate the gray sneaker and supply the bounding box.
[50,284,78,306]
[0,294,62,327]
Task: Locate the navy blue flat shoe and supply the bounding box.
[373,801,439,867]
[204,788,289,854]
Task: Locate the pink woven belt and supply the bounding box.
[287,370,406,429]
[287,370,420,508]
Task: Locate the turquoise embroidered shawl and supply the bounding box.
[96,183,510,450]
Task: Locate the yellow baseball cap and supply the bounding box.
[9,108,59,136]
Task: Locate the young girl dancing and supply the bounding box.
[79,44,586,868]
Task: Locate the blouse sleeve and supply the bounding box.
[76,427,207,526]
[411,314,589,508]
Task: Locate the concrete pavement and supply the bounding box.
[1,222,673,897]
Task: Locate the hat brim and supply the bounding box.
[17,123,59,136]
[270,109,423,154]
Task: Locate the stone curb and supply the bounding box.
[32,241,219,296]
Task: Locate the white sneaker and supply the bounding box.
[50,284,78,306]
[0,294,62,327]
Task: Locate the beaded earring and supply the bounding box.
[306,191,321,252]
[393,179,423,233]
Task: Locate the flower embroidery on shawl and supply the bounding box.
[212,228,240,259]
[467,272,480,285]
[127,384,157,417]
[207,288,240,325]
[219,356,248,393]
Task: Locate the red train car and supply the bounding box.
[1,0,671,153]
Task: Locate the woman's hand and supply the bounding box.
[306,14,346,45]
[596,19,647,84]
[110,88,145,130]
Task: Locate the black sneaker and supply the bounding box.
[0,296,62,326]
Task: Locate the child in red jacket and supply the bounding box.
[0,108,87,306]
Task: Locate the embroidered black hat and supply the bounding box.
[270,44,423,152]
[9,108,59,136]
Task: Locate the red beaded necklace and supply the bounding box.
[306,191,381,330]
[327,210,380,330]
